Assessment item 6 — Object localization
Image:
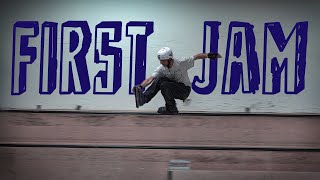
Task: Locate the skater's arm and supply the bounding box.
[193,53,222,60]
[140,76,156,88]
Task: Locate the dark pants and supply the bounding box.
[144,77,191,111]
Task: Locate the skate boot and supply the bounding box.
[133,85,145,108]
[157,106,178,115]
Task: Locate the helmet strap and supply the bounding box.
[168,58,173,68]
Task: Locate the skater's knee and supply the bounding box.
[160,81,170,91]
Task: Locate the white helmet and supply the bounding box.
[157,47,173,60]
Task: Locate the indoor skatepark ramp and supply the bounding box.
[0,111,320,180]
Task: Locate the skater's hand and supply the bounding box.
[208,52,222,59]
[132,84,143,92]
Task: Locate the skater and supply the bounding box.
[133,47,222,114]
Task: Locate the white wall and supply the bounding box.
[0,0,319,113]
